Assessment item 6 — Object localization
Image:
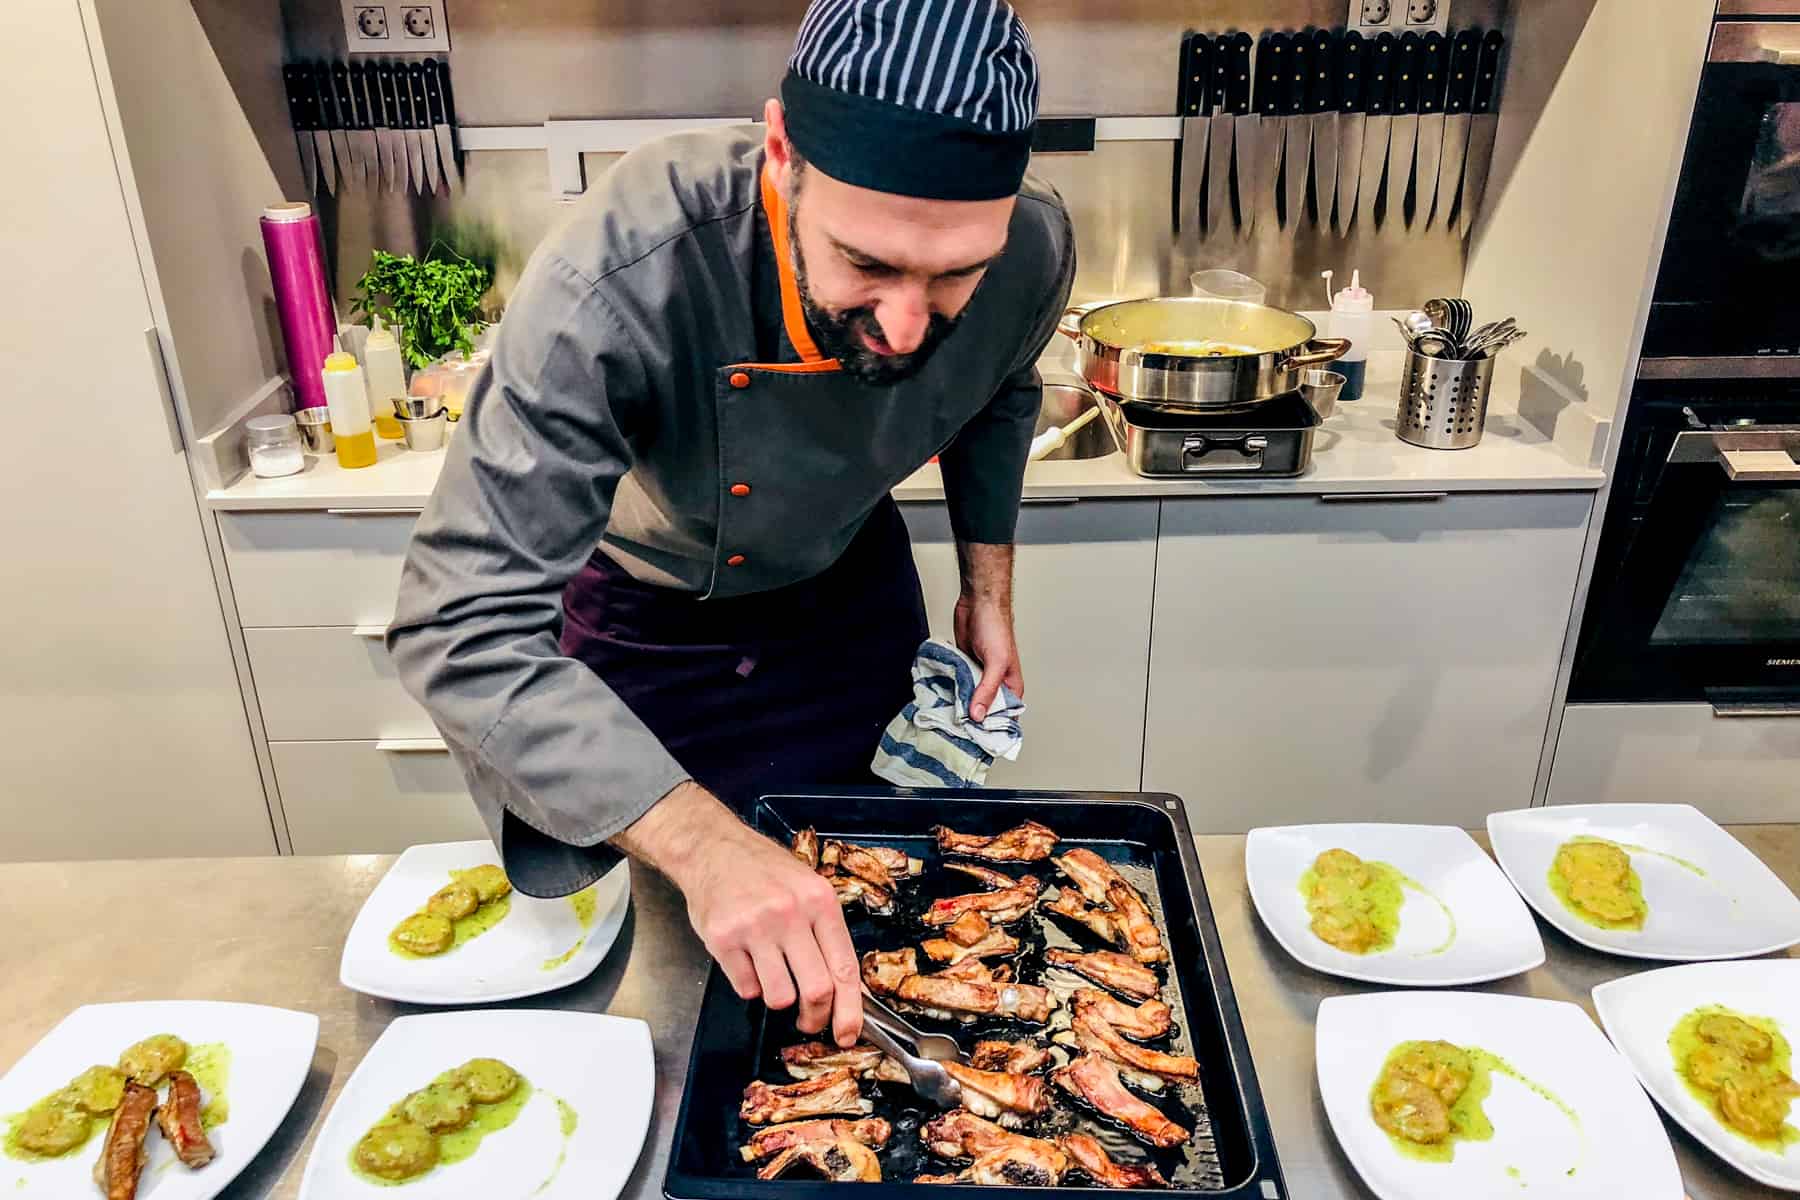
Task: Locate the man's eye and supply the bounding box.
[852,261,896,278]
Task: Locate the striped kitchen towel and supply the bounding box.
[871,638,1025,788]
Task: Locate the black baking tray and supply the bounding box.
[663,788,1286,1199]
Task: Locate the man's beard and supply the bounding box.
[790,212,964,386]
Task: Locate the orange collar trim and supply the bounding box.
[761,163,836,367]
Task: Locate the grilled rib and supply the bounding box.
[895,960,1053,1024]
[93,1080,156,1200]
[1053,847,1128,906]
[944,861,1021,889]
[1071,1008,1199,1083]
[826,871,895,916]
[757,1137,883,1182]
[1105,879,1168,964]
[781,1042,908,1085]
[793,827,820,870]
[1072,989,1173,1041]
[1060,1131,1171,1188]
[919,1112,1071,1186]
[934,820,1060,862]
[740,1069,873,1125]
[922,915,1020,966]
[1053,1054,1190,1149]
[924,874,1041,927]
[970,1039,1053,1074]
[943,1062,1050,1127]
[740,1117,892,1163]
[821,840,922,880]
[921,1110,1026,1160]
[155,1070,215,1168]
[1044,948,1160,1001]
[1043,888,1125,949]
[860,948,918,998]
[958,1142,1072,1186]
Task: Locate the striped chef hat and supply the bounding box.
[781,0,1040,202]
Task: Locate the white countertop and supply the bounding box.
[205,351,1604,512]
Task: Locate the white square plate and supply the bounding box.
[339,840,631,1004]
[298,1009,653,1200]
[0,1001,318,1199]
[1487,804,1800,961]
[1245,824,1545,986]
[1594,960,1800,1192]
[1316,991,1683,1200]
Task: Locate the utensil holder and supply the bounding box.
[1396,352,1496,450]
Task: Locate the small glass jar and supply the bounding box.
[246,413,305,478]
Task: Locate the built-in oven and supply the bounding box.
[1641,4,1800,373]
[1571,379,1800,709]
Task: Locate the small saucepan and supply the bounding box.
[1060,297,1350,414]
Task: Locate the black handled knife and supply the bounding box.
[1414,30,1452,230]
[1215,32,1253,235]
[281,63,319,195]
[1383,31,1423,233]
[1309,29,1341,235]
[1248,31,1288,237]
[1175,33,1213,236]
[1280,31,1313,234]
[423,58,463,192]
[406,62,438,194]
[1435,29,1481,233]
[1458,29,1507,239]
[1356,32,1397,231]
[1334,30,1366,235]
[329,61,362,185]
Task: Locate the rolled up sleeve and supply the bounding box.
[937,202,1077,545]
[387,253,690,853]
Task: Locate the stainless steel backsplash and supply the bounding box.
[286,0,1506,316]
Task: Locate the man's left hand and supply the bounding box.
[954,593,1023,723]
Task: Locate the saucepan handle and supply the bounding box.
[1283,337,1351,371]
[1058,301,1113,342]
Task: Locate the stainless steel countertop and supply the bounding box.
[2,827,1794,1199]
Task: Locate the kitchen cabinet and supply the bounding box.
[271,740,487,855]
[1550,703,1800,823]
[1144,491,1593,832]
[902,499,1158,792]
[219,509,420,627]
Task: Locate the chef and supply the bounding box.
[389,0,1074,1050]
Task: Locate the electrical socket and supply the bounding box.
[342,0,448,53]
[1349,0,1447,34]
[1406,0,1440,24]
[1359,0,1391,24]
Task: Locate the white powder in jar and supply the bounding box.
[250,445,306,477]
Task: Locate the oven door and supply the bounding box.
[1574,426,1800,706]
[1644,18,1800,368]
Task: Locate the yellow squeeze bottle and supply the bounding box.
[363,327,408,440]
[323,352,378,469]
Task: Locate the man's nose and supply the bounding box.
[875,286,931,355]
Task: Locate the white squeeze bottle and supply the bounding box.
[323,351,378,469]
[1326,269,1374,402]
[363,327,408,440]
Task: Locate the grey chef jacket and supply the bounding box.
[388,127,1076,869]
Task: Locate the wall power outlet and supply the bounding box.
[1349,0,1449,35]
[342,0,449,54]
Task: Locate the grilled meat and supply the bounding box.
[970,1039,1053,1074]
[919,1112,1071,1186]
[896,960,1053,1024]
[1043,888,1125,949]
[934,820,1060,862]
[1106,879,1167,965]
[1053,847,1129,905]
[860,948,918,997]
[155,1070,215,1169]
[1070,1008,1200,1083]
[943,1062,1050,1127]
[93,1080,156,1200]
[1053,1054,1190,1149]
[1060,1131,1171,1188]
[1072,989,1173,1041]
[924,874,1042,927]
[922,914,1021,966]
[740,1069,873,1125]
[1045,948,1160,1001]
[921,1110,1025,1160]
[757,1136,883,1182]
[740,1117,892,1163]
[781,1042,908,1085]
[944,861,1021,890]
[826,871,895,916]
[822,840,922,880]
[793,827,820,870]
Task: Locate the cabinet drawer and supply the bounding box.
[219,509,419,627]
[271,739,486,855]
[245,626,435,741]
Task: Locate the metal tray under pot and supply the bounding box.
[663,787,1286,1200]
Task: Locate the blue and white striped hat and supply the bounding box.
[782,0,1040,202]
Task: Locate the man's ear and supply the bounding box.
[763,98,798,198]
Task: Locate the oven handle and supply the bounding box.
[1670,429,1800,482]
[1711,701,1800,719]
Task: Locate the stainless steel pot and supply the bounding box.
[1060,297,1350,413]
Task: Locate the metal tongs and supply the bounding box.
[860,988,967,1107]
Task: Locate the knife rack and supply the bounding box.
[281,57,463,197]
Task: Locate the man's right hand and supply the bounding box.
[614,781,864,1047]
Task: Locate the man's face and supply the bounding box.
[785,159,1015,386]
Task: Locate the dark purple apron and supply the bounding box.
[559,497,927,813]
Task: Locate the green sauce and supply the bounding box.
[187,1042,231,1129]
[389,876,514,959]
[1546,837,1648,931]
[542,885,600,971]
[1,1104,105,1163]
[532,1097,581,1195]
[1374,1042,1583,1172]
[1616,841,1707,877]
[1299,859,1456,956]
[1668,1005,1800,1153]
[349,1063,535,1187]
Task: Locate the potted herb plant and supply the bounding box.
[350,243,493,370]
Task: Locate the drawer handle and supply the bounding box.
[352,625,391,639]
[326,507,424,517]
[1319,492,1450,503]
[375,738,449,753]
[1711,702,1800,719]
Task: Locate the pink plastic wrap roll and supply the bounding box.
[260,202,338,410]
